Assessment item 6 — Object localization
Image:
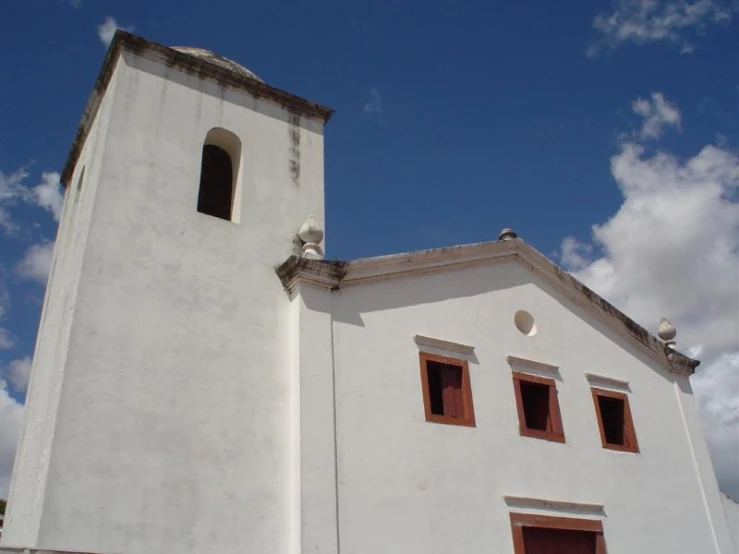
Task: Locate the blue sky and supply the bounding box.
[1,0,737,499]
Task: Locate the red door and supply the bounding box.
[523,527,597,554]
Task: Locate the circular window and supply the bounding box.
[514,310,537,337]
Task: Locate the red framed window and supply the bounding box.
[592,388,639,453]
[512,372,565,442]
[419,352,475,427]
[510,513,607,554]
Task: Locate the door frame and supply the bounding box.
[510,512,607,553]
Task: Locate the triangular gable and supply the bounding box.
[276,237,698,376]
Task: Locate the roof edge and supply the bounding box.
[277,239,699,375]
[60,30,334,187]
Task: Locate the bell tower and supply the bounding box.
[2,31,332,554]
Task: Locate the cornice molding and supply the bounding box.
[504,495,606,517]
[341,240,517,287]
[275,256,346,293]
[60,31,333,187]
[585,372,630,391]
[506,356,559,376]
[414,335,475,356]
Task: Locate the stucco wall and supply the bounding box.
[723,494,739,552]
[2,64,118,547]
[5,50,325,554]
[331,260,733,553]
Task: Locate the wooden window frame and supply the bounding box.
[512,372,565,443]
[510,512,607,554]
[419,352,476,427]
[591,387,639,453]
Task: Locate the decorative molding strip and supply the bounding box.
[414,335,475,356]
[666,347,696,376]
[506,355,559,375]
[0,546,110,554]
[275,256,346,293]
[586,372,630,391]
[504,495,606,517]
[341,253,514,288]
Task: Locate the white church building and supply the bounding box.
[1,31,736,554]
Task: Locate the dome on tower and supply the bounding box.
[171,46,263,82]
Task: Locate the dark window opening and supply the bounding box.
[592,388,638,453]
[76,167,85,193]
[426,361,464,419]
[512,372,564,442]
[520,381,552,432]
[522,527,598,553]
[197,144,233,221]
[420,353,475,427]
[598,395,626,445]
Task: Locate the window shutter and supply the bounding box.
[548,384,558,434]
[440,366,463,418]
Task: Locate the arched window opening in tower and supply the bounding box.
[196,127,242,222]
[197,144,233,220]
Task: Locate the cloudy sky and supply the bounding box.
[1,0,737,500]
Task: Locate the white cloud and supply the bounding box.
[0,168,32,234]
[632,92,681,139]
[97,17,134,47]
[0,330,13,350]
[0,167,31,203]
[0,207,14,234]
[16,241,55,285]
[587,0,737,56]
[560,236,594,270]
[33,172,63,222]
[7,357,32,394]
[0,377,24,498]
[362,87,388,125]
[0,285,13,351]
[0,167,63,232]
[560,95,739,497]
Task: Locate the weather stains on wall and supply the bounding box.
[60,31,333,187]
[288,113,300,186]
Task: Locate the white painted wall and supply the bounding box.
[722,494,739,552]
[2,63,118,546]
[291,283,339,554]
[3,49,325,554]
[330,261,734,553]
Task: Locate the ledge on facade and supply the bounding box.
[506,356,560,377]
[503,495,606,517]
[276,236,700,376]
[276,255,348,291]
[0,549,109,554]
[585,372,631,391]
[60,30,334,187]
[414,334,475,356]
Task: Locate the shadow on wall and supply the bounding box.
[330,260,527,327]
[329,258,676,385]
